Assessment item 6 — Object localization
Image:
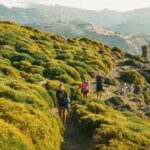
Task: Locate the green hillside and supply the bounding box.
[0,20,149,149]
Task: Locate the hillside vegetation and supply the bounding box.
[32,20,150,54]
[0,20,150,149]
[0,20,117,149]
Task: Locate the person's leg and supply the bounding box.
[85,93,88,99]
[99,91,102,100]
[97,91,99,99]
[58,107,61,117]
[62,108,67,124]
[83,93,86,99]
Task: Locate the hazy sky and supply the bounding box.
[37,0,150,11]
[1,0,150,11]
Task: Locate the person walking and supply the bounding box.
[96,72,103,100]
[81,78,90,99]
[56,84,70,124]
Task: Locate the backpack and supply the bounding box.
[82,82,89,93]
[63,97,71,109]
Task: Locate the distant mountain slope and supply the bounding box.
[32,20,150,54]
[0,4,150,33]
[111,22,150,34]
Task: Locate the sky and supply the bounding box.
[0,0,150,11]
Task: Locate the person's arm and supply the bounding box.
[88,82,90,92]
[65,91,68,98]
[56,90,59,99]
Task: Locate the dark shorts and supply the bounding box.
[96,85,103,92]
[82,89,89,94]
[58,102,69,109]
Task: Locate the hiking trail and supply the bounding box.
[51,58,138,150]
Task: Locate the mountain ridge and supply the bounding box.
[0,4,150,33]
[32,20,150,54]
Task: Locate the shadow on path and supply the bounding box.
[62,120,92,150]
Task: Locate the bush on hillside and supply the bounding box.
[104,78,120,86]
[68,61,94,76]
[125,54,144,62]
[1,67,20,78]
[71,100,150,150]
[105,96,125,107]
[43,67,66,80]
[91,59,109,73]
[111,46,124,55]
[61,65,81,81]
[120,71,145,87]
[57,75,74,84]
[123,59,141,68]
[10,53,35,63]
[143,92,150,105]
[74,66,88,79]
[0,98,63,150]
[0,119,33,150]
[102,56,114,70]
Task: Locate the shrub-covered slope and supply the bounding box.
[0,20,121,149]
[0,20,150,150]
[71,100,150,150]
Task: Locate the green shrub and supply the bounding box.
[105,96,125,107]
[0,119,33,150]
[68,61,94,76]
[111,46,124,55]
[57,75,74,84]
[30,51,49,62]
[92,59,109,73]
[120,71,145,87]
[104,78,120,86]
[123,59,140,68]
[61,65,81,81]
[48,90,58,107]
[74,66,88,79]
[143,92,150,105]
[1,67,20,78]
[71,100,150,149]
[0,98,63,150]
[10,53,35,63]
[102,56,114,70]
[43,67,66,79]
[26,66,44,75]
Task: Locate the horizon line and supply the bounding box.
[0,3,150,12]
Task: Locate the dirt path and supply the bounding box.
[51,59,132,150]
[62,120,92,150]
[51,108,91,150]
[90,59,125,101]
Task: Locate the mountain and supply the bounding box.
[0,20,150,149]
[111,22,150,34]
[31,20,150,54]
[0,4,150,33]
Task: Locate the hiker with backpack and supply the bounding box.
[96,72,103,100]
[82,78,90,99]
[56,84,70,124]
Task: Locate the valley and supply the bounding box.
[32,20,150,54]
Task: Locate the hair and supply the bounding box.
[59,83,64,90]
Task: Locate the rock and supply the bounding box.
[134,85,143,94]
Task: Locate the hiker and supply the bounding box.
[81,78,90,99]
[56,84,70,124]
[96,72,103,100]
